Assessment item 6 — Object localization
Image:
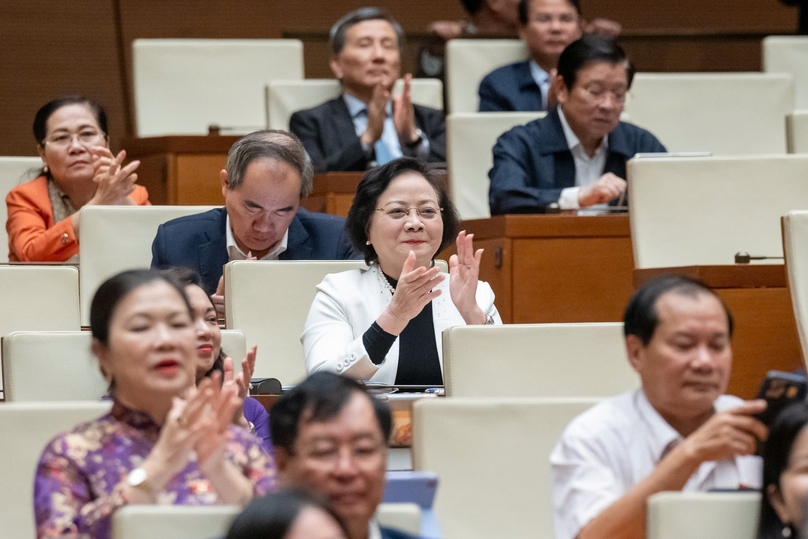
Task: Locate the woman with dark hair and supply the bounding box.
[6,96,149,262]
[302,157,501,385]
[759,402,808,539]
[169,267,272,452]
[33,270,275,539]
[226,488,347,539]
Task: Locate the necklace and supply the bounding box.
[376,265,396,295]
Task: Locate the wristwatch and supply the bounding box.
[405,128,424,148]
[127,467,155,497]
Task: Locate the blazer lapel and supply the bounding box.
[198,209,229,294]
[544,109,577,189]
[281,213,312,260]
[328,97,361,145]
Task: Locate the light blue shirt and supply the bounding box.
[528,60,551,110]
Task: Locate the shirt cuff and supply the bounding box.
[558,187,581,210]
[362,322,398,365]
[402,134,430,159]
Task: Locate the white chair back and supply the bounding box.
[445,39,528,113]
[0,401,112,539]
[113,505,241,539]
[763,36,808,109]
[268,78,444,130]
[443,323,635,397]
[79,205,216,325]
[647,491,759,539]
[788,111,808,153]
[626,73,794,155]
[412,397,598,539]
[447,112,545,219]
[133,39,303,136]
[628,155,808,268]
[783,211,808,369]
[377,503,422,537]
[0,157,43,263]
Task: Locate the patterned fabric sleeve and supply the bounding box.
[226,427,277,497]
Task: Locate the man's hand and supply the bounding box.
[393,74,419,144]
[578,173,627,207]
[583,18,622,38]
[428,20,465,42]
[212,276,226,323]
[360,83,389,147]
[547,68,559,109]
[680,400,768,465]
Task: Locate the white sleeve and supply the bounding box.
[476,281,502,324]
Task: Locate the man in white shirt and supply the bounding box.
[551,275,768,539]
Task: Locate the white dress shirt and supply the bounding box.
[556,106,610,212]
[343,93,430,160]
[550,389,762,539]
[225,214,288,261]
[528,60,551,110]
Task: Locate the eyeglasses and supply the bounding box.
[375,206,443,220]
[579,85,628,104]
[43,129,106,149]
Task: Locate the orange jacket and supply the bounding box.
[5,175,150,262]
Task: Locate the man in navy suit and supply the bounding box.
[271,373,422,539]
[151,130,360,306]
[489,35,666,214]
[290,8,446,173]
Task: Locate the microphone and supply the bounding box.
[734,252,784,264]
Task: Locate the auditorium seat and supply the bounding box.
[445,39,528,113]
[79,205,216,325]
[267,78,444,130]
[0,156,42,263]
[788,111,808,153]
[2,329,246,402]
[647,491,759,539]
[377,503,422,537]
[782,211,808,369]
[763,36,808,109]
[113,505,241,539]
[625,73,794,155]
[133,39,304,136]
[628,155,808,268]
[447,112,545,219]
[442,323,635,397]
[0,401,112,538]
[412,397,598,539]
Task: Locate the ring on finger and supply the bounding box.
[177,415,187,428]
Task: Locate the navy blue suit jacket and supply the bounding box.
[478,60,545,112]
[488,107,667,214]
[151,207,361,293]
[380,526,421,539]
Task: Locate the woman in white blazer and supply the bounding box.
[302,157,501,385]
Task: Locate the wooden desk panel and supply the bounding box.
[301,172,363,217]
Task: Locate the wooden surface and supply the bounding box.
[301,172,364,217]
[634,265,804,399]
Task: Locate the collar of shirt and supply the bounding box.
[528,60,550,109]
[225,213,288,261]
[110,399,161,441]
[368,519,382,539]
[633,389,684,462]
[558,105,609,161]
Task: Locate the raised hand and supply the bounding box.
[393,74,419,145]
[680,400,768,464]
[361,83,389,147]
[577,172,627,207]
[194,374,242,471]
[222,346,257,428]
[448,231,486,325]
[88,148,140,206]
[377,250,443,335]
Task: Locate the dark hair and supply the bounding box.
[33,96,108,146]
[270,372,392,453]
[557,34,635,90]
[759,402,808,539]
[225,488,346,539]
[90,269,193,346]
[623,275,733,345]
[518,0,581,26]
[346,157,459,265]
[330,7,404,55]
[460,0,486,15]
[226,130,314,198]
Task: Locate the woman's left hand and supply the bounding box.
[222,345,257,429]
[449,231,487,325]
[193,374,241,472]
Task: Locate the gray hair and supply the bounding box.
[225,130,314,198]
[329,7,405,55]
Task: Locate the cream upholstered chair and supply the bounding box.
[628,154,808,269]
[0,156,42,263]
[625,73,794,155]
[377,503,422,537]
[113,505,241,539]
[783,211,808,368]
[443,323,635,397]
[445,39,528,113]
[412,397,598,539]
[0,401,112,539]
[446,112,545,219]
[647,492,760,539]
[788,111,808,153]
[133,39,303,136]
[1,329,246,402]
[267,78,444,130]
[79,205,216,325]
[763,36,808,109]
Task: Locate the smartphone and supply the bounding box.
[755,370,808,427]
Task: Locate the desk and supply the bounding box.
[634,265,803,399]
[300,172,363,217]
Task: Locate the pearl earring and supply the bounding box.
[366,240,371,245]
[43,165,49,173]
[783,525,793,538]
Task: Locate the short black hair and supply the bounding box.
[330,7,404,55]
[557,34,635,91]
[270,372,393,453]
[623,275,733,346]
[346,157,459,265]
[460,0,486,15]
[33,96,108,146]
[518,0,581,26]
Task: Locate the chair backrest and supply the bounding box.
[647,491,760,539]
[443,323,636,397]
[0,401,112,539]
[412,397,598,539]
[763,36,808,109]
[447,112,545,219]
[377,503,422,537]
[0,157,43,263]
[783,211,808,368]
[628,155,808,268]
[113,505,241,539]
[788,111,808,153]
[267,78,444,130]
[1,329,246,402]
[133,39,303,136]
[79,205,216,325]
[625,73,794,155]
[445,39,528,113]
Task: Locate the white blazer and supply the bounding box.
[301,264,502,384]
